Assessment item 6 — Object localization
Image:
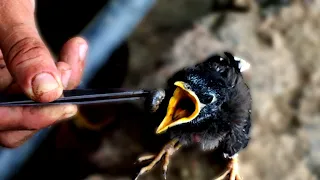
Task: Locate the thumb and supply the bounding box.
[0,1,63,102]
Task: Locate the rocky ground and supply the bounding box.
[84,0,320,180]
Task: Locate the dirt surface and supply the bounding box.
[85,0,320,180]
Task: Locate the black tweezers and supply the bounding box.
[0,88,151,106]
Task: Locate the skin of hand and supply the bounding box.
[0,0,88,148]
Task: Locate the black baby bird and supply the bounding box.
[135,52,252,180]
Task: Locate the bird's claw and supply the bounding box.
[162,170,167,180]
[214,156,242,180]
[137,154,156,162]
[134,139,181,180]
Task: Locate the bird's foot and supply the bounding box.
[134,139,181,180]
[214,156,242,180]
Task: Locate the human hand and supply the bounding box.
[0,0,88,147]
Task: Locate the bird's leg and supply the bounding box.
[134,139,181,180]
[162,143,182,179]
[214,155,242,180]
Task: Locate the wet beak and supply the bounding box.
[156,81,204,134]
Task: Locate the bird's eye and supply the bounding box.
[200,94,217,104]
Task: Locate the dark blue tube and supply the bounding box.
[81,0,156,85]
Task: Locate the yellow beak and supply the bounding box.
[156,81,204,134]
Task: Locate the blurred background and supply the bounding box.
[1,0,320,179]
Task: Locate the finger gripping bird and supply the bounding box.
[135,52,252,180]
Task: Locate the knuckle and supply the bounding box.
[57,61,71,71]
[21,105,76,130]
[6,37,47,70]
[21,107,51,130]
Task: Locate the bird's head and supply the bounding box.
[155,52,250,134]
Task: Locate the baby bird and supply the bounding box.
[135,52,252,180]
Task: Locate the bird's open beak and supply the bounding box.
[156,81,204,134]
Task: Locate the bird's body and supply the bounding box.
[136,52,252,180]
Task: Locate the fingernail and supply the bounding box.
[61,69,72,88]
[62,105,78,119]
[79,43,87,61]
[32,73,59,97]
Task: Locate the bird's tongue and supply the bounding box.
[172,98,194,120]
[172,109,190,120]
[156,86,199,134]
